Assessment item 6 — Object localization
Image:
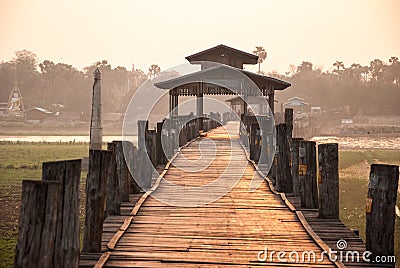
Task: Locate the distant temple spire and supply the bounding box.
[90,68,103,150]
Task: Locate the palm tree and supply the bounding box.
[333,61,345,76]
[253,46,267,74]
[389,56,398,65]
[148,64,161,79]
[370,59,384,81]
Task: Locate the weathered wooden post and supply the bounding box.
[15,180,59,268]
[285,108,293,140]
[90,68,102,150]
[163,118,173,159]
[255,127,261,162]
[291,138,303,197]
[106,142,121,216]
[269,153,277,185]
[249,122,258,161]
[113,141,130,202]
[171,118,178,153]
[190,119,196,140]
[82,150,111,252]
[138,120,152,189]
[186,121,192,142]
[285,109,293,190]
[366,164,399,259]
[317,143,339,218]
[124,141,140,194]
[275,123,292,193]
[258,117,272,172]
[178,121,185,147]
[298,140,318,208]
[156,121,165,164]
[146,129,157,166]
[41,159,81,267]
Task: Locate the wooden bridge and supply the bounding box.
[14,44,398,268]
[78,122,379,267]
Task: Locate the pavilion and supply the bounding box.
[155,44,291,130]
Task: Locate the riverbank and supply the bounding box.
[0,120,123,136]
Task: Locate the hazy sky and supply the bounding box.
[1,0,399,74]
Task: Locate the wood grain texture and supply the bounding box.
[15,180,59,268]
[317,143,339,219]
[42,159,81,268]
[366,164,399,260]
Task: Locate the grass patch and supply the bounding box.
[0,238,17,268]
[339,150,400,169]
[0,143,88,267]
[339,150,400,263]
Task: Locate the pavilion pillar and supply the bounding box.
[169,92,178,117]
[197,83,204,131]
[268,88,274,116]
[243,94,248,116]
[169,92,173,117]
[173,94,178,116]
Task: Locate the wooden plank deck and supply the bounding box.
[80,122,388,267]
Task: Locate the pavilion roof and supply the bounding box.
[154,64,290,95]
[185,44,259,68]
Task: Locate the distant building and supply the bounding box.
[282,97,309,114]
[225,96,272,116]
[26,107,53,121]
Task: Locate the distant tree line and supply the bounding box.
[0,50,158,116]
[1,49,399,116]
[274,57,400,115]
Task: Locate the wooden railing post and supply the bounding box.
[317,143,339,219]
[147,129,157,166]
[298,140,318,208]
[258,117,271,166]
[41,159,81,268]
[156,121,165,164]
[291,138,303,197]
[82,150,110,253]
[161,119,169,159]
[285,108,293,141]
[171,118,178,153]
[106,142,121,216]
[113,141,130,202]
[255,127,261,162]
[15,180,59,268]
[123,141,140,194]
[187,121,192,142]
[275,123,292,193]
[366,164,399,259]
[138,120,152,189]
[249,122,257,161]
